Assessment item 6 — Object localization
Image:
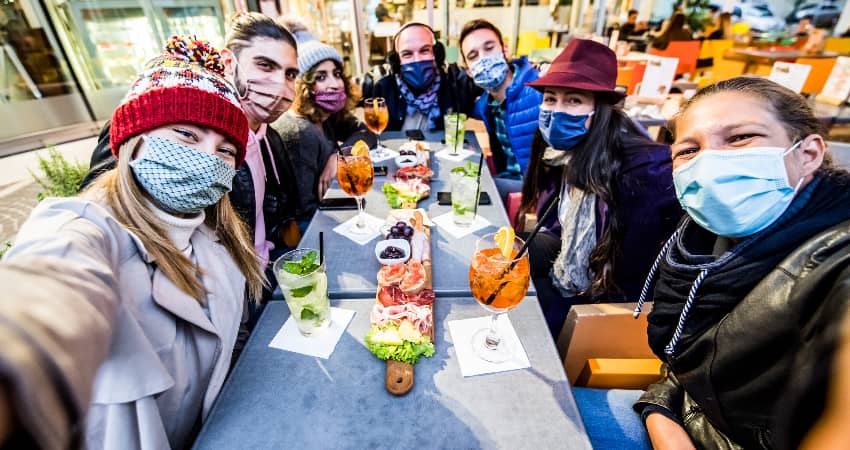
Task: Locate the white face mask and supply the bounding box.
[673,141,803,238]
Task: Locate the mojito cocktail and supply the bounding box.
[451,165,480,226]
[444,113,467,155]
[274,248,330,336]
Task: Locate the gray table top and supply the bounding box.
[192,299,591,450]
[296,130,533,298]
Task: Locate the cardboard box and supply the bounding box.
[557,302,659,385]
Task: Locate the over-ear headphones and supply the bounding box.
[386,22,446,75]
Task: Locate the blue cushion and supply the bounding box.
[573,387,651,450]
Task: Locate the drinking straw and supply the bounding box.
[472,151,485,218]
[484,195,561,305]
[319,231,324,266]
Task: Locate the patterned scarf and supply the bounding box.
[396,74,441,130]
[547,152,598,297]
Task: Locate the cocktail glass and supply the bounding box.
[444,113,467,155]
[363,97,390,158]
[337,145,374,234]
[450,169,480,226]
[274,248,330,336]
[468,233,530,363]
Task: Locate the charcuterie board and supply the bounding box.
[365,141,436,395]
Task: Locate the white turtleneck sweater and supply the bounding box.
[148,203,206,256]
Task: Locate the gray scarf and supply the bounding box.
[544,150,597,297]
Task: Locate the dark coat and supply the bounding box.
[363,63,481,131]
[535,134,682,301]
[79,121,299,250]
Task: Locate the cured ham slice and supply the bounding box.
[378,285,404,307]
[371,302,433,335]
[403,289,435,306]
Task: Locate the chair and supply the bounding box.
[702,40,744,85]
[824,37,850,54]
[616,66,634,89]
[796,57,837,95]
[628,61,647,95]
[649,40,701,78]
[506,192,522,229]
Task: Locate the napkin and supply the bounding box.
[432,211,491,239]
[435,148,475,162]
[447,315,531,377]
[369,147,399,163]
[269,307,356,359]
[332,213,385,245]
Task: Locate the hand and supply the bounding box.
[318,156,337,200]
[646,413,696,450]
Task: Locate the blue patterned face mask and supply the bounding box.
[469,53,509,91]
[400,60,438,92]
[130,136,236,214]
[673,142,803,238]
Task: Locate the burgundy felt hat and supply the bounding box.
[526,38,625,101]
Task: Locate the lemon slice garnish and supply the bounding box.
[494,226,515,259]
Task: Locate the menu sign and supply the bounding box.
[637,56,679,101]
[768,62,812,94]
[817,56,850,106]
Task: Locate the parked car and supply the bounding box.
[786,1,843,28]
[730,2,786,33]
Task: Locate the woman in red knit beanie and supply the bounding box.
[2,35,264,449]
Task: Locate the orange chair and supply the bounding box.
[628,61,647,95]
[796,57,838,95]
[649,40,701,78]
[824,37,850,54]
[616,66,634,89]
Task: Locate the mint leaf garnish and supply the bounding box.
[300,307,318,321]
[302,250,317,267]
[283,261,302,275]
[291,285,314,298]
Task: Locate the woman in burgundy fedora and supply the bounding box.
[516,38,682,339]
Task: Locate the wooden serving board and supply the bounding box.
[385,222,432,396]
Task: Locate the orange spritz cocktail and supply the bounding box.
[468,228,530,363]
[337,141,375,234]
[363,97,390,157]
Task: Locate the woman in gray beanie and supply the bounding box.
[273,17,373,230]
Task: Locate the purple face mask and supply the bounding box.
[314,90,347,113]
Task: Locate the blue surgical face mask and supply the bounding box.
[470,53,509,91]
[130,136,237,214]
[400,59,438,92]
[673,141,804,238]
[538,108,593,150]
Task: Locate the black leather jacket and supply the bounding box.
[636,219,850,449]
[79,122,298,251]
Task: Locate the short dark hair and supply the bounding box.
[628,9,638,16]
[458,19,504,61]
[225,12,297,57]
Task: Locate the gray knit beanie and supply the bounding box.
[296,39,343,74]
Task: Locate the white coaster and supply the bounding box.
[332,213,384,245]
[435,148,475,162]
[448,315,531,377]
[432,211,491,239]
[269,307,356,359]
[369,148,399,163]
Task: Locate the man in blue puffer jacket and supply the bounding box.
[460,19,542,184]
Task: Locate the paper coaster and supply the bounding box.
[332,213,384,245]
[369,148,399,163]
[268,307,356,359]
[435,148,475,162]
[432,211,491,239]
[448,315,531,377]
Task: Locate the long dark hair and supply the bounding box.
[517,94,656,296]
[293,59,361,124]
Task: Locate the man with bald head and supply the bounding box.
[366,22,480,131]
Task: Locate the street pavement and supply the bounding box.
[0,137,96,244]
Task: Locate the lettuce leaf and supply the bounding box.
[365,324,436,364]
[382,183,423,209]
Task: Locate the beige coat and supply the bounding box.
[3,198,245,449]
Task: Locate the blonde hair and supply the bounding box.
[83,136,265,303]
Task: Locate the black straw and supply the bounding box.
[472,151,485,217]
[319,231,324,266]
[484,195,561,305]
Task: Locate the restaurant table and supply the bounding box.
[296,130,533,298]
[192,299,592,449]
[726,48,841,73]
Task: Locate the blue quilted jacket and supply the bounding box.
[472,56,542,175]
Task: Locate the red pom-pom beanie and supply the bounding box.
[109,35,249,166]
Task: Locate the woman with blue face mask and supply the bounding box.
[1,36,264,449]
[633,77,850,450]
[516,38,682,339]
